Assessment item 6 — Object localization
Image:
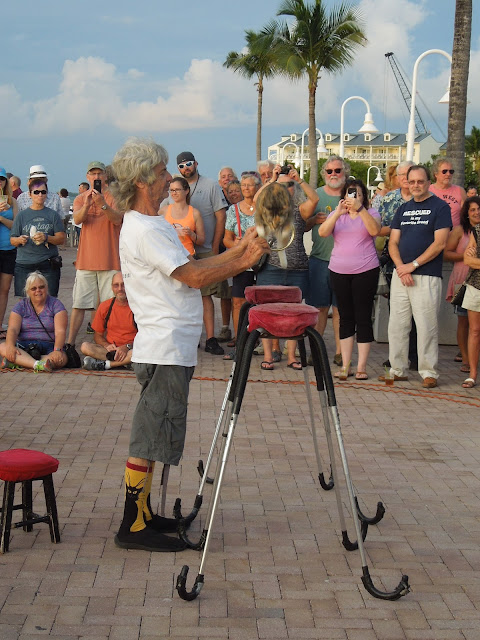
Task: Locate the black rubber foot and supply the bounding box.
[114,528,187,552]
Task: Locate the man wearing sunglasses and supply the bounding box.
[305,155,349,366]
[430,157,466,227]
[177,151,228,355]
[17,165,63,216]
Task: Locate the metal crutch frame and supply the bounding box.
[173,301,254,547]
[306,326,409,600]
[176,328,260,601]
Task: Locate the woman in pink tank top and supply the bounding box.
[159,176,205,255]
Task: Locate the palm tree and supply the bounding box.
[224,30,279,162]
[446,0,472,186]
[465,125,480,178]
[264,0,367,186]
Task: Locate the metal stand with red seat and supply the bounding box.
[175,286,409,602]
[0,448,61,553]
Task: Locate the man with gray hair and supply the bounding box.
[257,160,274,185]
[218,166,237,203]
[305,155,349,366]
[110,137,269,553]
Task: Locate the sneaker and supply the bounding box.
[0,357,22,370]
[82,356,106,371]
[33,359,52,373]
[216,326,232,342]
[333,353,343,367]
[86,322,94,334]
[205,337,224,355]
[253,343,264,356]
[114,527,187,552]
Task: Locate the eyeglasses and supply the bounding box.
[178,161,194,169]
[32,189,47,195]
[325,168,343,175]
[30,285,46,291]
[169,188,184,193]
[441,168,454,174]
[0,177,6,181]
[408,180,426,186]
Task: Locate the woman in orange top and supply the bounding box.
[159,176,205,255]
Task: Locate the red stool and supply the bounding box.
[0,449,61,553]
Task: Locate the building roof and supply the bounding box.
[273,132,439,148]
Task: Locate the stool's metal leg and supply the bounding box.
[176,329,259,601]
[22,481,33,532]
[1,482,16,553]
[175,302,253,530]
[306,327,409,600]
[43,475,61,544]
[298,339,334,491]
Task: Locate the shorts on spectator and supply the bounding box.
[462,284,480,313]
[215,279,232,299]
[256,263,308,299]
[0,249,16,276]
[232,271,255,298]
[306,256,337,308]
[454,304,467,317]
[196,251,220,296]
[129,363,194,465]
[72,269,118,309]
[17,340,55,355]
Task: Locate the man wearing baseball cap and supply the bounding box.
[176,151,228,355]
[17,165,63,215]
[65,161,122,348]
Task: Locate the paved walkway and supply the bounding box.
[0,247,479,639]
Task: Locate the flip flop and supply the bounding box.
[334,369,353,378]
[261,360,274,371]
[454,352,462,362]
[355,371,368,380]
[287,361,302,370]
[272,350,282,363]
[460,364,470,373]
[462,378,476,388]
[0,331,6,340]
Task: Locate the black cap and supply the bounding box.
[176,151,195,165]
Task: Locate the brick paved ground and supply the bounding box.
[0,247,479,639]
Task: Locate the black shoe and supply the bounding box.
[205,337,224,355]
[86,322,94,334]
[145,514,185,534]
[382,359,391,368]
[114,527,187,552]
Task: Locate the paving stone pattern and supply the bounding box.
[0,248,479,639]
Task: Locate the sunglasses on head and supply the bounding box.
[441,168,454,174]
[325,168,343,174]
[32,189,47,195]
[178,161,194,169]
[241,171,258,177]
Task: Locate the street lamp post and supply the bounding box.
[339,96,378,159]
[300,127,327,179]
[406,49,452,162]
[366,165,383,198]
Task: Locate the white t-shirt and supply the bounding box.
[119,210,202,366]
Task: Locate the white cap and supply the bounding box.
[29,165,47,178]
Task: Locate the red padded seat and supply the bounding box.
[248,303,318,338]
[244,285,302,305]
[0,449,59,482]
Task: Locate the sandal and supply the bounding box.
[226,338,236,348]
[272,349,282,363]
[462,378,476,388]
[287,361,302,370]
[334,368,352,378]
[454,352,462,362]
[355,371,368,380]
[261,360,274,371]
[0,330,6,340]
[223,350,236,361]
[460,363,470,373]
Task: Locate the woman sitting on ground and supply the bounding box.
[0,271,68,371]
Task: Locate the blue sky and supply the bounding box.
[1,0,478,191]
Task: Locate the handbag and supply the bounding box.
[451,282,467,307]
[376,268,389,296]
[29,299,81,368]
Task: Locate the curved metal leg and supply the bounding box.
[176,330,260,600]
[306,326,409,600]
[355,497,386,525]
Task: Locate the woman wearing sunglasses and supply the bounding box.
[0,166,18,338]
[430,157,467,227]
[160,176,205,255]
[10,178,65,297]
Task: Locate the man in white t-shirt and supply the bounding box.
[110,138,269,553]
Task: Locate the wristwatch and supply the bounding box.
[412,260,420,270]
[126,343,133,350]
[101,204,107,210]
